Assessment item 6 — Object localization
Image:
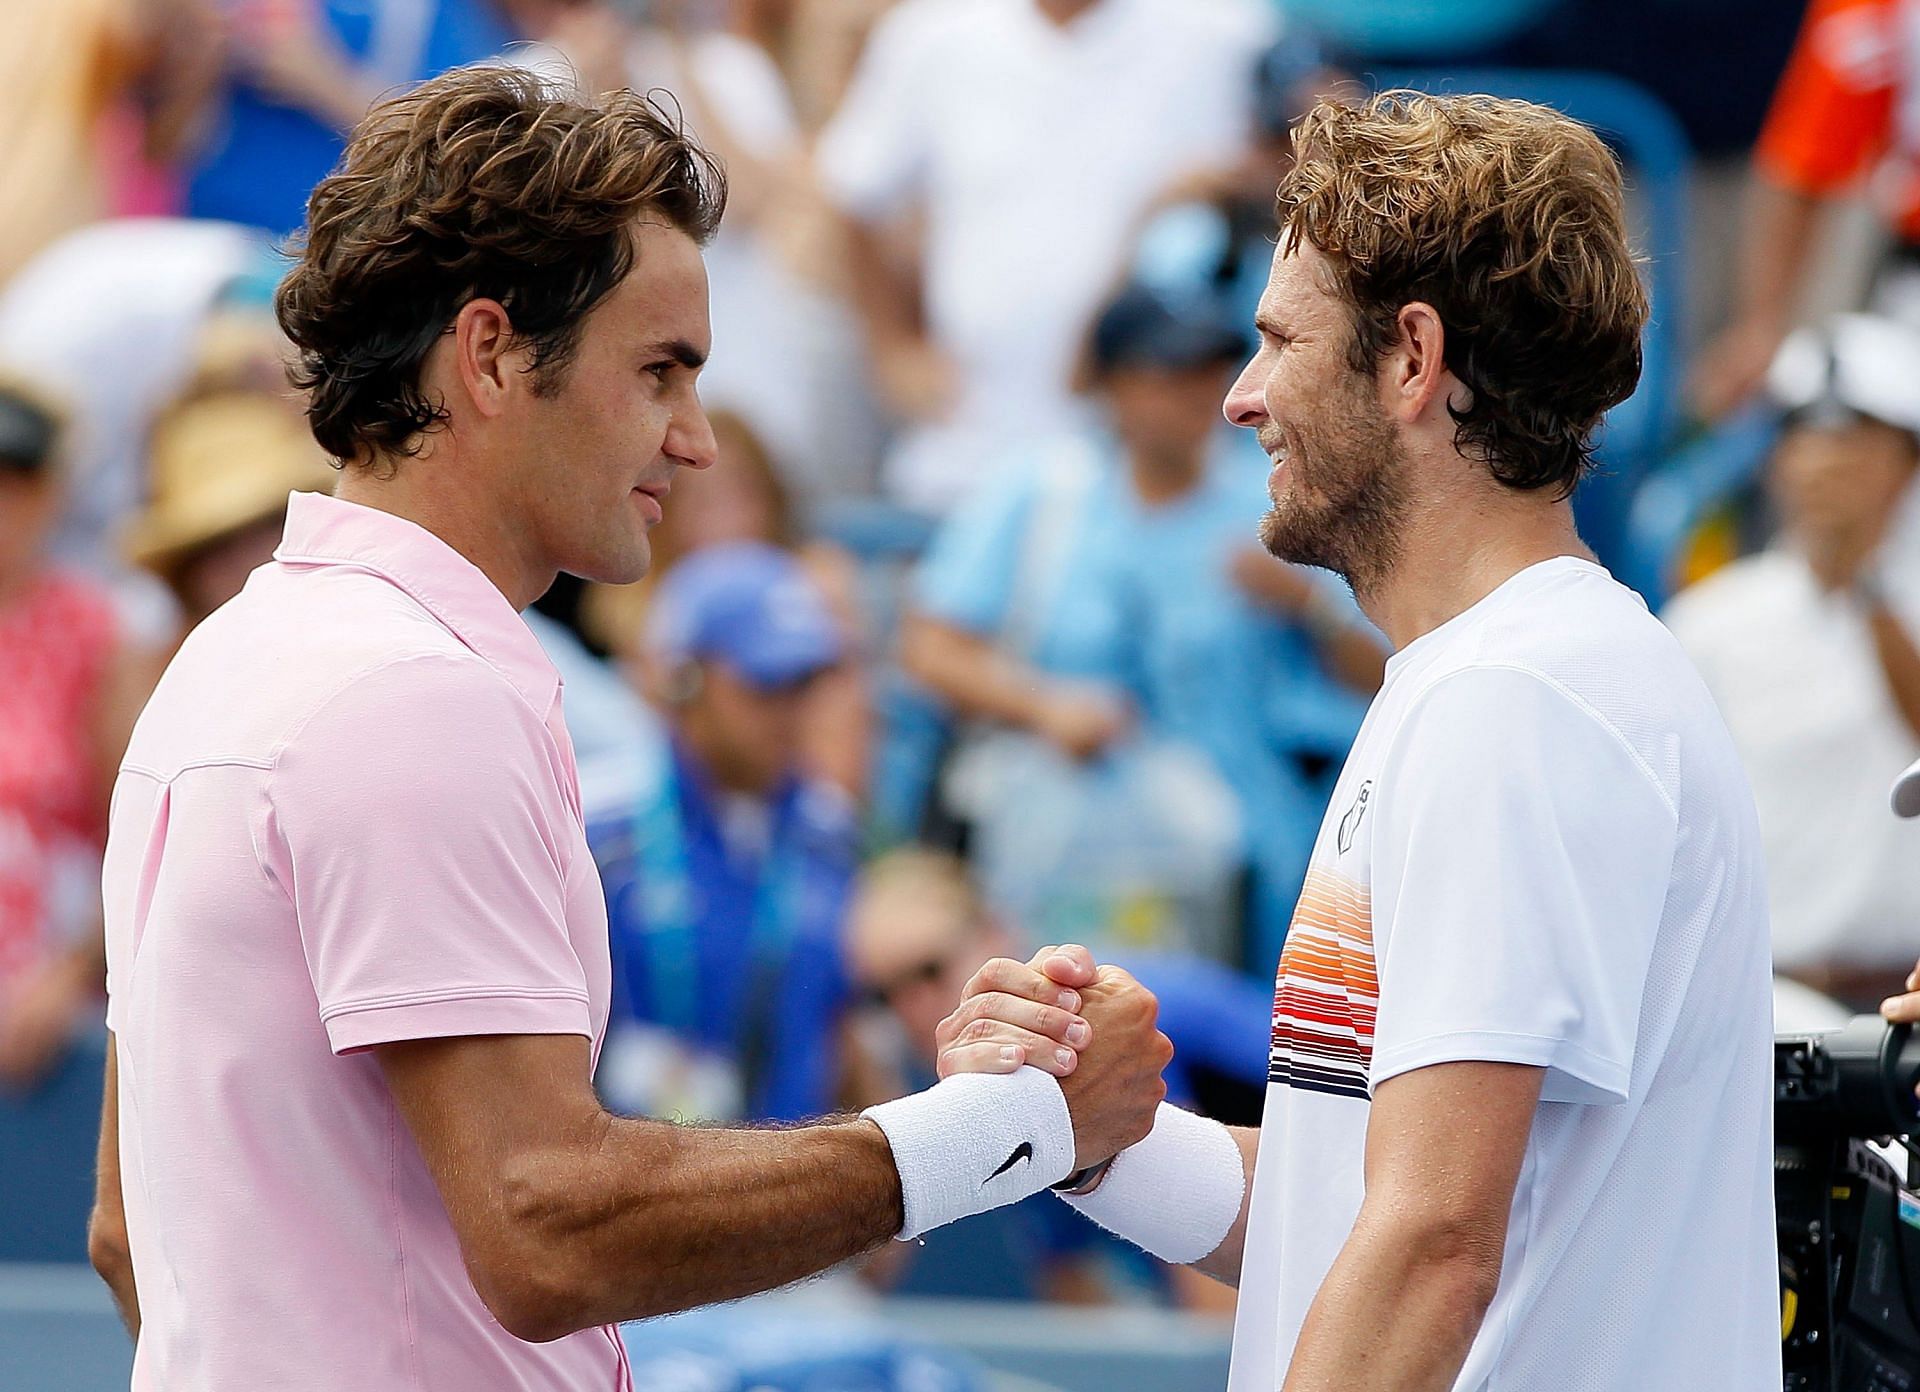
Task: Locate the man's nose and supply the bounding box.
[1222,358,1267,429]
[671,399,719,471]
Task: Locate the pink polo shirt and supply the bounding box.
[103,492,629,1390]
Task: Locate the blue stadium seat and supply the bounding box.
[0,1031,107,1264]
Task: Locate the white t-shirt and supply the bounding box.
[1230,557,1778,1392]
[1662,483,1920,974]
[817,0,1270,511]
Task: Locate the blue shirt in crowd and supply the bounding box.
[186,0,518,236]
[585,737,856,1124]
[915,430,1370,968]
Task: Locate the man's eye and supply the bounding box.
[645,362,675,382]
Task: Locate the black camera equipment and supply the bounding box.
[1778,1016,1920,1390]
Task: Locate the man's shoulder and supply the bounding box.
[131,567,506,776]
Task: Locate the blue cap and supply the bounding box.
[648,542,845,689]
[1090,283,1250,378]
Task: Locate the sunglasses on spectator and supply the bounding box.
[0,390,58,475]
[853,954,958,1012]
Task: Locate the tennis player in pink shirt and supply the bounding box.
[90,67,1170,1390]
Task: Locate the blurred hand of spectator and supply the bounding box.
[1228,544,1319,613]
[225,0,382,132]
[534,0,634,99]
[0,946,96,1090]
[870,331,957,425]
[1031,683,1131,762]
[1690,313,1790,424]
[1882,960,1920,1024]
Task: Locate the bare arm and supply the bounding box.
[1279,1060,1542,1391]
[1865,595,1920,740]
[1690,177,1827,420]
[375,1031,902,1342]
[836,213,955,423]
[376,963,1166,1343]
[89,1036,140,1339]
[899,612,1127,759]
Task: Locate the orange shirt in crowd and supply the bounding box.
[1757,0,1920,240]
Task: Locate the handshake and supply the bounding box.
[930,944,1174,1173]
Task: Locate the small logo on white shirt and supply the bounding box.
[1337,781,1372,855]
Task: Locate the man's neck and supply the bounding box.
[333,444,553,610]
[1359,489,1591,652]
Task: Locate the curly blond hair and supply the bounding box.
[1276,90,1647,496]
[277,65,727,466]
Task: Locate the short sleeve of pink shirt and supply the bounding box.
[265,651,593,1054]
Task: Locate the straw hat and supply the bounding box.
[124,391,335,578]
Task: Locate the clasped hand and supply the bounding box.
[932,945,1172,1171]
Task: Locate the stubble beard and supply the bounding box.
[1257,384,1408,601]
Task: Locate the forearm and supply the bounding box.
[1865,597,1920,739]
[89,1038,140,1339]
[1279,1212,1499,1392]
[517,1114,902,1331]
[899,616,1048,730]
[841,215,925,352]
[1729,177,1825,332]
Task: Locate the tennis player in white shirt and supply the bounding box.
[941,90,1780,1391]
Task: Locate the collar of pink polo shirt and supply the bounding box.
[271,490,561,721]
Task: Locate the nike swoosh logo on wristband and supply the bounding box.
[984,1140,1035,1185]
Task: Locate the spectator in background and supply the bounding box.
[816,0,1273,514]
[180,0,521,236]
[586,544,859,1125]
[0,381,156,1089]
[902,284,1384,971]
[1693,0,1920,418]
[584,409,870,800]
[125,389,335,631]
[0,219,266,598]
[529,1,880,501]
[1665,313,1920,1008]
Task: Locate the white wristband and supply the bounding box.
[863,1066,1075,1240]
[1059,1102,1244,1264]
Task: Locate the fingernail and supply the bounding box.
[1884,998,1901,1017]
[1057,989,1081,1013]
[1000,1044,1022,1063]
[1066,1020,1091,1047]
[1055,1048,1074,1068]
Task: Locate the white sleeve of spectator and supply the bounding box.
[814,1,933,220]
[1367,665,1678,1105]
[265,653,593,1054]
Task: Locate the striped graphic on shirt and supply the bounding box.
[1268,868,1377,1100]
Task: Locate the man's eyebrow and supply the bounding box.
[641,338,708,370]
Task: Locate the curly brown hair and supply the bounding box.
[1276,90,1647,497]
[276,65,727,466]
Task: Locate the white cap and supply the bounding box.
[1896,757,1920,818]
[1769,313,1920,434]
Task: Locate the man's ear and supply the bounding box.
[1389,301,1458,424]
[450,298,519,422]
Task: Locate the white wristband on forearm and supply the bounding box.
[863,1066,1075,1240]
[1059,1102,1245,1265]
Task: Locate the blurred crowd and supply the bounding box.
[3,0,1920,1312]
